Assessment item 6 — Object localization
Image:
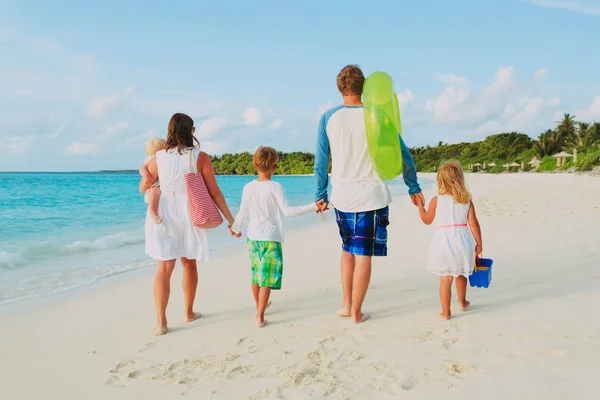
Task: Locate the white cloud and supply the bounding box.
[86,85,135,118]
[529,0,600,15]
[506,97,545,131]
[72,54,96,71]
[425,85,470,123]
[397,89,414,109]
[270,119,283,130]
[576,96,600,120]
[105,122,129,134]
[66,141,99,156]
[201,140,229,155]
[483,67,516,98]
[0,136,31,154]
[435,73,470,86]
[534,68,548,81]
[197,117,227,139]
[122,129,156,149]
[243,107,262,126]
[549,96,562,107]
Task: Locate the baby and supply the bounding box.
[140,138,167,224]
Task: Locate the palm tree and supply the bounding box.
[535,129,564,157]
[556,113,577,144]
[570,122,591,148]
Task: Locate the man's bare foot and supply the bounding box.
[459,301,471,312]
[185,312,202,322]
[337,307,351,317]
[256,319,267,328]
[151,214,163,224]
[155,326,168,335]
[352,313,370,324]
[439,312,451,320]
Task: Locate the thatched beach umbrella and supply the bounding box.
[553,151,573,167]
[528,156,541,170]
[487,162,497,167]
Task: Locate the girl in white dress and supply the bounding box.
[416,161,483,320]
[140,113,236,335]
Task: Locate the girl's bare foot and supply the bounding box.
[459,301,471,312]
[185,312,202,322]
[151,214,163,224]
[155,326,168,335]
[256,319,267,328]
[352,312,370,324]
[439,312,451,320]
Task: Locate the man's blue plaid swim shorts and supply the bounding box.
[334,206,390,257]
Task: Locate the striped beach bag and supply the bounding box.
[184,149,223,229]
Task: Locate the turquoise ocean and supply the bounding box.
[0,173,417,306]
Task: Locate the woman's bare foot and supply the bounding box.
[459,301,471,312]
[337,305,351,317]
[439,312,451,320]
[185,312,202,322]
[155,326,168,335]
[151,214,163,224]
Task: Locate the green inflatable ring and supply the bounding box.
[363,71,403,180]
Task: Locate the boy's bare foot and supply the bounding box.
[155,326,168,336]
[185,312,202,322]
[352,313,370,324]
[439,312,451,320]
[459,301,471,312]
[266,300,272,309]
[151,214,163,224]
[256,319,267,328]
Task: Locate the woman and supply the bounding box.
[139,113,236,335]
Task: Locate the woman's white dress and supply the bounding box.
[145,149,209,261]
[427,195,476,277]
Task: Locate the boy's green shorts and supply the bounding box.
[247,239,283,290]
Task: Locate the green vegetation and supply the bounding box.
[411,113,600,173]
[210,151,320,175]
[206,113,600,175]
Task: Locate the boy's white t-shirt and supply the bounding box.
[231,180,318,243]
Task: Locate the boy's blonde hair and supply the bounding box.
[146,138,167,156]
[253,146,279,173]
[437,161,471,204]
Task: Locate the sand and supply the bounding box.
[1,173,599,399]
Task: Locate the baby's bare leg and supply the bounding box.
[439,276,454,320]
[456,276,470,311]
[147,187,162,224]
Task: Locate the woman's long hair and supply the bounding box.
[166,113,199,154]
[437,161,471,204]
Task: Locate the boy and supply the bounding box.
[231,146,323,328]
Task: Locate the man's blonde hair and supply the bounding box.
[337,64,365,96]
[437,161,471,204]
[253,146,279,173]
[146,138,167,156]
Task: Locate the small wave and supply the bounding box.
[0,251,27,269]
[64,231,144,253]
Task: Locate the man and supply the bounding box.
[314,64,424,324]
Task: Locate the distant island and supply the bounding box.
[101,115,600,175]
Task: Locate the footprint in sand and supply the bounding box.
[139,341,158,352]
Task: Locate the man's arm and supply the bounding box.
[314,114,330,203]
[399,135,422,195]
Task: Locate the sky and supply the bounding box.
[1,0,600,171]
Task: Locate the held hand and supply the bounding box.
[475,243,483,256]
[316,200,329,214]
[228,225,242,238]
[410,192,425,207]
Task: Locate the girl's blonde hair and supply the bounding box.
[437,161,471,204]
[146,138,167,156]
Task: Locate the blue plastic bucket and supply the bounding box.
[469,257,493,288]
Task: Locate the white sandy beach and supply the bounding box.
[1,173,599,399]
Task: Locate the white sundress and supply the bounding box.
[427,195,476,277]
[144,148,209,262]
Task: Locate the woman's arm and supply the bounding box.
[273,183,318,218]
[467,202,483,255]
[198,152,235,226]
[230,186,250,235]
[417,196,437,225]
[139,158,158,193]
